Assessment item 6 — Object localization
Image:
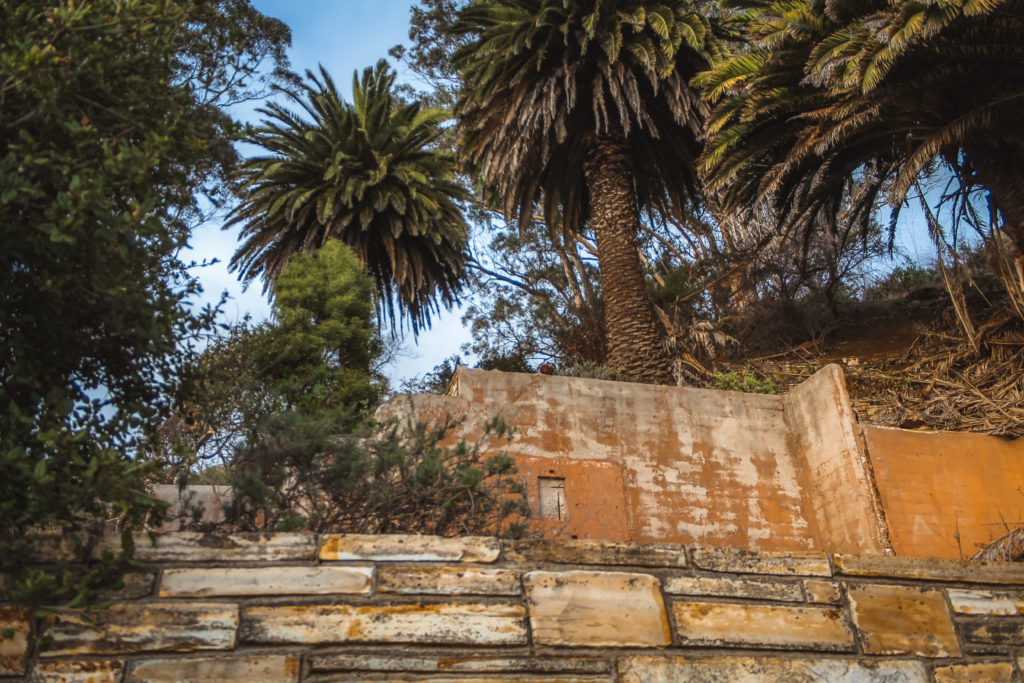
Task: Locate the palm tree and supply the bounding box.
[454,0,724,383]
[699,0,1024,278]
[226,60,469,333]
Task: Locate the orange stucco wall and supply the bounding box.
[865,426,1024,559]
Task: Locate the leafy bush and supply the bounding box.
[214,415,529,537]
[708,371,781,395]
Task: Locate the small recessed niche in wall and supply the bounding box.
[538,476,567,521]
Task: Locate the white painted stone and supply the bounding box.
[243,602,527,645]
[319,534,500,562]
[524,570,670,647]
[948,588,1024,615]
[160,566,373,597]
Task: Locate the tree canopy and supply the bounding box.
[227,61,470,334]
[0,0,291,602]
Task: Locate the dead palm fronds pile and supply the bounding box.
[851,306,1024,437]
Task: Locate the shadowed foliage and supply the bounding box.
[699,0,1024,273]
[227,61,469,333]
[454,0,726,383]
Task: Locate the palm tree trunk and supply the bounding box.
[583,134,673,384]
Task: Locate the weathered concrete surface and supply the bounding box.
[847,584,960,657]
[662,576,803,602]
[439,368,819,551]
[672,602,854,650]
[126,655,300,682]
[43,603,238,656]
[319,534,500,562]
[618,655,928,682]
[690,548,831,576]
[524,570,670,647]
[160,566,373,597]
[865,425,1024,559]
[242,603,527,646]
[782,365,890,555]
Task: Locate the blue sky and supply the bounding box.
[188,1,473,385]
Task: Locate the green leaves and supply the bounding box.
[227,61,468,334]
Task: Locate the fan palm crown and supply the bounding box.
[455,0,724,382]
[227,60,469,333]
[699,0,1024,265]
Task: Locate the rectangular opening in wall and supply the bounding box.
[538,477,567,520]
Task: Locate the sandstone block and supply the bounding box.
[122,532,316,562]
[243,602,526,645]
[504,540,686,567]
[662,576,802,602]
[0,606,31,676]
[804,579,843,604]
[524,570,670,647]
[959,617,1024,645]
[160,566,373,597]
[305,677,610,683]
[948,588,1024,615]
[618,656,928,682]
[933,661,1015,683]
[691,548,831,576]
[127,655,300,682]
[835,554,1024,583]
[29,660,125,683]
[310,654,609,674]
[319,534,500,562]
[377,566,520,595]
[847,584,960,657]
[672,602,853,650]
[43,603,238,656]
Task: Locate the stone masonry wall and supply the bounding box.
[4,533,1024,681]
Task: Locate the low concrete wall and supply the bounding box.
[382,366,893,554]
[5,532,1024,681]
[866,426,1024,559]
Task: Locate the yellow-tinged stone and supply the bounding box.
[691,548,831,576]
[672,602,854,650]
[43,603,238,656]
[377,565,520,595]
[113,532,316,562]
[662,576,802,602]
[309,654,609,674]
[319,534,500,562]
[159,566,373,597]
[804,579,843,604]
[618,655,928,682]
[242,602,527,645]
[948,588,1024,615]
[836,554,1024,583]
[847,584,961,657]
[29,659,125,683]
[524,570,671,647]
[126,654,300,682]
[933,661,1015,683]
[0,606,31,676]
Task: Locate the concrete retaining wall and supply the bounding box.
[5,532,1024,681]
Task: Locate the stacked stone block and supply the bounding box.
[3,533,1024,681]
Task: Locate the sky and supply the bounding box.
[188,0,474,386]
